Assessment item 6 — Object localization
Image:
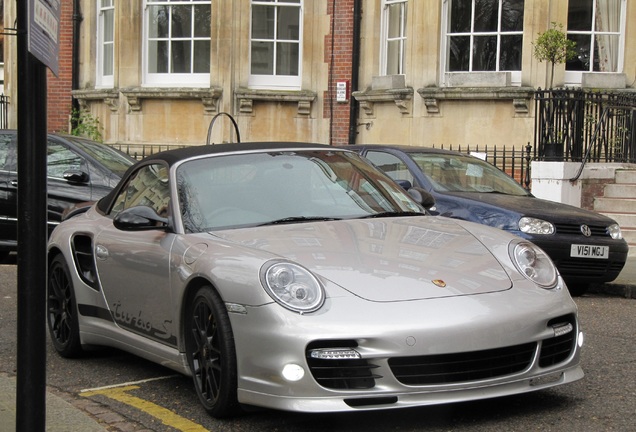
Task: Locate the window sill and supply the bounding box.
[234,88,317,116]
[417,86,534,115]
[581,73,627,89]
[445,72,511,87]
[72,89,120,112]
[119,87,223,113]
[351,88,414,116]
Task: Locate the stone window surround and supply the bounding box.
[352,87,532,116]
[234,88,317,117]
[72,88,317,117]
[352,74,533,116]
[417,87,534,115]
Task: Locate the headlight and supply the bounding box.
[510,241,558,288]
[519,217,555,235]
[608,223,622,240]
[260,261,325,313]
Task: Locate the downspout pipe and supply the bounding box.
[348,0,362,145]
[71,0,83,130]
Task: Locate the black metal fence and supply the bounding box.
[534,89,636,164]
[0,95,8,129]
[111,143,186,160]
[111,142,534,189]
[431,143,533,189]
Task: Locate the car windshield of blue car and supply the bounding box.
[410,153,530,196]
[176,150,424,232]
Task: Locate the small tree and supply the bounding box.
[532,22,577,88]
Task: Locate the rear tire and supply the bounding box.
[185,286,240,418]
[47,254,83,358]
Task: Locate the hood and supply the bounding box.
[436,192,617,227]
[212,217,513,302]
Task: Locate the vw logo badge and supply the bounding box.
[580,225,592,237]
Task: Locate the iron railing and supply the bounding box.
[431,143,533,189]
[111,142,534,189]
[534,89,636,166]
[0,95,8,129]
[111,143,186,160]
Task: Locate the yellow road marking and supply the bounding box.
[82,385,208,432]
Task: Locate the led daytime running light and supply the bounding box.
[309,348,361,360]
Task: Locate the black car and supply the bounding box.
[351,145,629,295]
[0,131,135,261]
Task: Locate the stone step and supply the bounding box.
[602,212,636,229]
[594,197,636,213]
[616,170,636,184]
[604,183,636,198]
[622,227,636,241]
[622,229,636,257]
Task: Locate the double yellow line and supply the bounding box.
[81,376,208,432]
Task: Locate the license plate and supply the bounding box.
[570,244,609,259]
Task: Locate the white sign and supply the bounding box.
[29,0,61,76]
[336,81,348,103]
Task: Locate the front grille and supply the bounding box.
[306,340,380,390]
[554,258,621,277]
[388,343,536,385]
[554,223,609,237]
[539,316,577,367]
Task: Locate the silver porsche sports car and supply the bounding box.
[47,142,584,418]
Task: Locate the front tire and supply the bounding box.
[47,254,83,358]
[567,283,590,297]
[185,286,240,418]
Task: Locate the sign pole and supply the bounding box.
[16,0,58,430]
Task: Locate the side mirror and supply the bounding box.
[407,187,435,210]
[63,169,90,184]
[395,179,413,190]
[113,206,170,231]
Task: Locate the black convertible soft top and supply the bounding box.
[142,141,333,167]
[96,141,336,214]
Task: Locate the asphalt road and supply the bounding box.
[1,263,635,432]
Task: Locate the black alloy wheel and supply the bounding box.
[185,286,239,418]
[47,254,83,358]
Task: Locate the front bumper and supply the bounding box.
[523,234,628,284]
[228,283,583,412]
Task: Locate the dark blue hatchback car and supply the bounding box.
[351,145,628,296]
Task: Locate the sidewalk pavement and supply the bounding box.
[1,256,634,431]
[0,374,107,432]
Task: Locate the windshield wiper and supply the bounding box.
[259,216,342,226]
[359,211,424,219]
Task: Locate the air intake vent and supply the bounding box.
[540,315,577,367]
[389,343,536,385]
[306,340,379,390]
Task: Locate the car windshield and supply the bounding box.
[176,150,424,232]
[410,152,530,196]
[65,136,135,176]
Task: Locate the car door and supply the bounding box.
[93,163,177,347]
[0,131,17,250]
